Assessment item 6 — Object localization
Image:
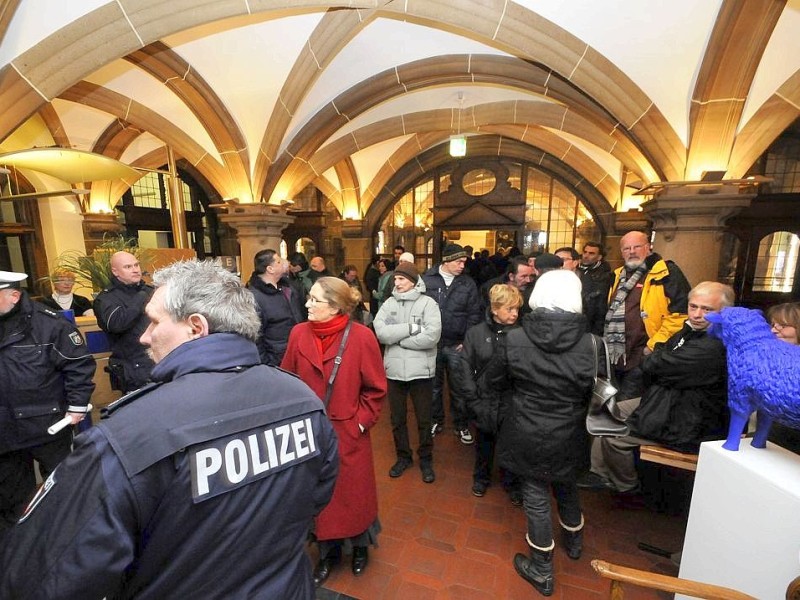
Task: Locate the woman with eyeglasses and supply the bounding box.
[281,277,387,586]
[766,302,800,453]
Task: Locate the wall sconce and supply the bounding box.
[449,135,467,158]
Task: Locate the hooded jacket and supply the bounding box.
[493,309,595,482]
[460,309,519,434]
[374,285,441,381]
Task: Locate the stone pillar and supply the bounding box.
[640,183,755,286]
[214,202,295,277]
[339,218,373,282]
[81,212,124,254]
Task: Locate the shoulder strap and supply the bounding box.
[590,334,599,383]
[323,321,352,408]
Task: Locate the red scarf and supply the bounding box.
[309,313,350,357]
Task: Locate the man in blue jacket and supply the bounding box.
[423,243,482,445]
[1,260,338,600]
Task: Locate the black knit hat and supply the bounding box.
[441,243,467,263]
[393,262,419,284]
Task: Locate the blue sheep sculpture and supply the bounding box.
[705,306,800,451]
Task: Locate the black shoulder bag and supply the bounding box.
[585,334,630,437]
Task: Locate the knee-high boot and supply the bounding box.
[560,514,584,560]
[513,535,554,596]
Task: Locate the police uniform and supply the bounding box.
[0,273,95,531]
[0,332,338,600]
[93,276,155,392]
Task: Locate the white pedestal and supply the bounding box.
[678,441,800,599]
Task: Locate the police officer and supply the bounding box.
[93,251,154,392]
[0,260,338,599]
[0,270,95,532]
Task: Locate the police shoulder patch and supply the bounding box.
[69,331,84,346]
[18,470,57,523]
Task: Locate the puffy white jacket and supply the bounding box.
[374,286,441,381]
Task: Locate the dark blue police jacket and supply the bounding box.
[0,333,339,600]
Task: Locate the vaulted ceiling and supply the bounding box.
[1,0,799,222]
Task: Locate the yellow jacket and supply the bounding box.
[608,256,690,350]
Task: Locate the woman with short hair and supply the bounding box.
[281,277,387,586]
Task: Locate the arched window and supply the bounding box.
[752,231,799,292]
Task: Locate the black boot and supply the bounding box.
[560,516,584,560]
[351,545,368,576]
[513,540,554,596]
[313,546,341,587]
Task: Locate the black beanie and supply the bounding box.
[441,243,467,263]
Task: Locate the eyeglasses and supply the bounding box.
[772,322,793,331]
[308,296,329,305]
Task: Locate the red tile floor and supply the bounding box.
[313,406,688,599]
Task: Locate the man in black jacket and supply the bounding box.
[0,271,95,531]
[248,248,306,366]
[577,241,613,336]
[588,282,732,502]
[93,251,154,393]
[479,255,534,314]
[423,243,482,445]
[0,260,338,599]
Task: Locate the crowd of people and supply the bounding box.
[1,231,798,598]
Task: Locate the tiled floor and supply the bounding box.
[315,406,689,599]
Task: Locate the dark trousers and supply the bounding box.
[521,477,582,548]
[473,429,519,490]
[0,435,72,530]
[431,345,467,430]
[614,365,644,400]
[388,378,433,463]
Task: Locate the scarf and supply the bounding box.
[604,261,648,366]
[309,313,349,357]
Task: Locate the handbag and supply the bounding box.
[586,334,630,437]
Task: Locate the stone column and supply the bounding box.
[81,212,124,254]
[214,202,295,277]
[640,183,755,286]
[339,218,373,282]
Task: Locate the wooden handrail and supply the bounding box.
[591,560,757,600]
[639,444,699,471]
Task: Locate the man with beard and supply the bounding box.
[479,255,535,315]
[578,242,613,336]
[603,231,690,400]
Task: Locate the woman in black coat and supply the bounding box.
[489,270,595,597]
[461,284,522,502]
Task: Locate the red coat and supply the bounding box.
[281,321,386,540]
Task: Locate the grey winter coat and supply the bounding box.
[374,286,441,382]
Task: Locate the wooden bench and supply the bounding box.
[639,445,699,471]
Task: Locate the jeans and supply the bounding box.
[388,378,433,463]
[431,345,468,430]
[520,477,582,548]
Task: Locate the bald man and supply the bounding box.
[93,251,155,393]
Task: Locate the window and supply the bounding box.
[752,231,799,292]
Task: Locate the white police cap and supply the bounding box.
[0,270,27,290]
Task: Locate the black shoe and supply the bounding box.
[421,462,436,483]
[509,490,523,507]
[576,471,613,491]
[352,546,368,576]
[389,458,412,478]
[313,551,341,587]
[513,552,554,596]
[472,481,488,497]
[431,422,443,437]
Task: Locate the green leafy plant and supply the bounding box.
[50,235,153,292]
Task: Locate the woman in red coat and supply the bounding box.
[281,276,386,586]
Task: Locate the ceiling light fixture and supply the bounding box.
[449,92,466,158]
